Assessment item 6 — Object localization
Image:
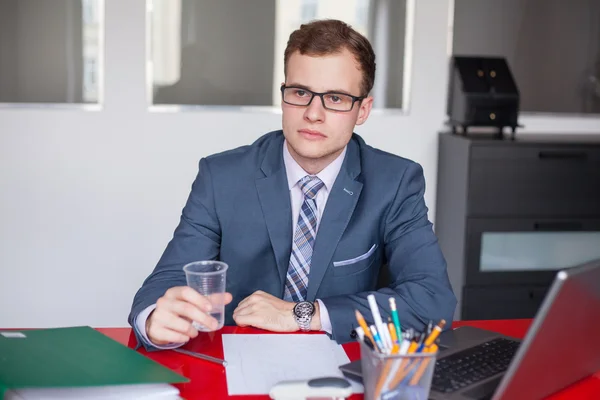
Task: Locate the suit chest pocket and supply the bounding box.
[332,244,378,276]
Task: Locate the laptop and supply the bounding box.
[339,258,600,399]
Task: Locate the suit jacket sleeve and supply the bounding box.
[128,158,221,350]
[321,162,457,343]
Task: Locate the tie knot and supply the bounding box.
[299,176,324,199]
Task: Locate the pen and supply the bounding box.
[355,326,365,341]
[426,320,434,336]
[173,348,228,367]
[389,297,402,342]
[369,325,386,354]
[355,310,380,353]
[354,326,375,351]
[399,329,412,354]
[414,332,427,353]
[418,319,446,352]
[367,294,392,350]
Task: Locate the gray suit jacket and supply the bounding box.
[129,131,456,349]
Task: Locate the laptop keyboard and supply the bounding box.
[432,338,520,394]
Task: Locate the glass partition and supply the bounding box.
[148,0,408,109]
[480,231,600,272]
[452,0,600,115]
[0,0,103,104]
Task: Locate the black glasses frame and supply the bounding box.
[280,85,365,112]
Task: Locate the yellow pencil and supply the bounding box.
[355,310,379,352]
[409,344,439,385]
[388,322,399,354]
[423,319,446,348]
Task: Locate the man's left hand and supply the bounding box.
[233,290,319,331]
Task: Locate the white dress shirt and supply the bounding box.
[135,140,346,348]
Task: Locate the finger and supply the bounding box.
[205,292,233,306]
[156,296,206,324]
[233,312,259,328]
[167,302,219,331]
[234,299,249,312]
[191,312,220,331]
[233,298,257,316]
[148,326,191,345]
[166,300,215,329]
[233,302,257,318]
[165,286,213,312]
[236,293,257,309]
[152,309,198,338]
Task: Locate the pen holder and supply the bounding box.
[359,341,437,400]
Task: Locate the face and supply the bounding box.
[282,48,373,174]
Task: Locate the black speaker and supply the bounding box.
[446,56,520,136]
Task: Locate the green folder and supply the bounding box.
[0,326,188,398]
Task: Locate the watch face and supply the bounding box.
[294,301,315,317]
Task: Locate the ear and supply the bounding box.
[355,96,374,126]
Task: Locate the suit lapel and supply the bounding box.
[307,137,363,301]
[255,134,292,289]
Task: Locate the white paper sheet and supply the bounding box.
[222,334,363,395]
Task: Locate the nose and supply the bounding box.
[303,95,326,123]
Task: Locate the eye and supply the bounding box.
[325,94,342,103]
[294,89,308,97]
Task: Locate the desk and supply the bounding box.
[98,320,600,400]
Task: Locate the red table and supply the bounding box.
[98,320,600,399]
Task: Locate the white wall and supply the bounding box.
[1,0,599,328]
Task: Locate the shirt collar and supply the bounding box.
[283,140,346,191]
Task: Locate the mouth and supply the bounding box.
[298,129,326,140]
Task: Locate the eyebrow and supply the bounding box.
[286,83,356,97]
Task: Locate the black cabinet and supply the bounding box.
[435,133,600,320]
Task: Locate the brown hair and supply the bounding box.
[284,19,376,96]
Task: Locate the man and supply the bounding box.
[129,19,456,350]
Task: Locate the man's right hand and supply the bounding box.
[146,286,233,346]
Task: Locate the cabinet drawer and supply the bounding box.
[468,145,600,216]
[462,284,550,320]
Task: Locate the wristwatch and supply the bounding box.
[293,301,315,331]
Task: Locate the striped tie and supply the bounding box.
[284,176,325,302]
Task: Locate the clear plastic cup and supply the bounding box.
[360,341,437,400]
[183,260,228,332]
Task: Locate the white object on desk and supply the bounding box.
[269,377,353,400]
[221,334,363,395]
[3,383,180,400]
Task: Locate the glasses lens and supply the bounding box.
[283,87,312,106]
[322,93,354,111]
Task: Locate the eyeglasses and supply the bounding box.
[281,85,365,112]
